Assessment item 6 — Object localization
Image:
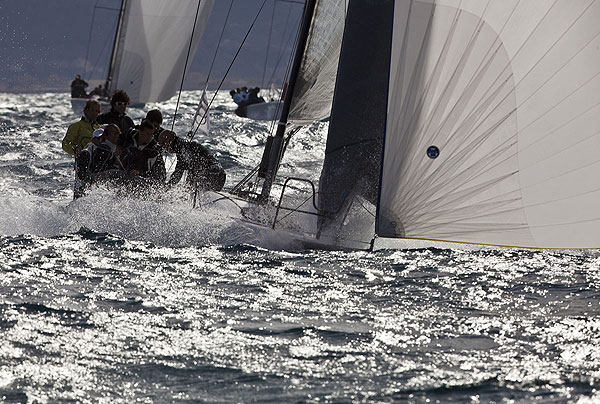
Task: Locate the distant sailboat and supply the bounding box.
[224,0,600,250]
[71,0,214,113]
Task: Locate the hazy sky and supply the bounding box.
[0,0,304,93]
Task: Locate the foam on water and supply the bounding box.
[0,91,326,250]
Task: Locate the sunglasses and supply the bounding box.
[114,101,127,106]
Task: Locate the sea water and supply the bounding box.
[0,91,598,403]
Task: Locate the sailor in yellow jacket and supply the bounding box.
[62,99,101,156]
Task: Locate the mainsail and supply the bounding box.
[287,0,348,124]
[373,0,600,248]
[107,0,214,104]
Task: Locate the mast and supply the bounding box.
[259,0,317,202]
[105,0,128,94]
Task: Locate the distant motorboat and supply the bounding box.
[234,101,281,121]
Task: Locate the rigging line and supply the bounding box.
[94,6,120,11]
[196,191,245,210]
[190,0,269,140]
[185,0,234,136]
[266,1,293,89]
[265,8,300,102]
[83,0,100,79]
[273,193,315,225]
[89,16,119,81]
[231,163,261,193]
[204,0,234,90]
[261,0,277,88]
[268,16,301,135]
[171,0,204,131]
[355,197,376,218]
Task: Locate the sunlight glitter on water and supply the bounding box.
[0,92,599,402]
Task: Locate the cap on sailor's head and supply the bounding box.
[93,125,106,138]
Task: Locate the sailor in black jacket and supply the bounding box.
[73,124,123,198]
[97,90,135,133]
[120,119,162,180]
[158,130,225,191]
[88,124,123,174]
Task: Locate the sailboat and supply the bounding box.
[214,0,600,250]
[71,0,214,113]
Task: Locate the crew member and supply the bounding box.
[144,109,167,181]
[62,99,101,156]
[97,90,135,133]
[157,130,225,191]
[88,124,123,174]
[73,124,122,198]
[70,75,88,98]
[120,119,162,179]
[230,89,244,105]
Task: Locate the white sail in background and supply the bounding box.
[110,0,214,103]
[288,0,347,124]
[191,87,210,136]
[377,0,600,248]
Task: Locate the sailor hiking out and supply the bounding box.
[158,130,225,192]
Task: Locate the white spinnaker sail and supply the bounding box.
[377,0,600,248]
[110,0,214,104]
[288,0,347,124]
